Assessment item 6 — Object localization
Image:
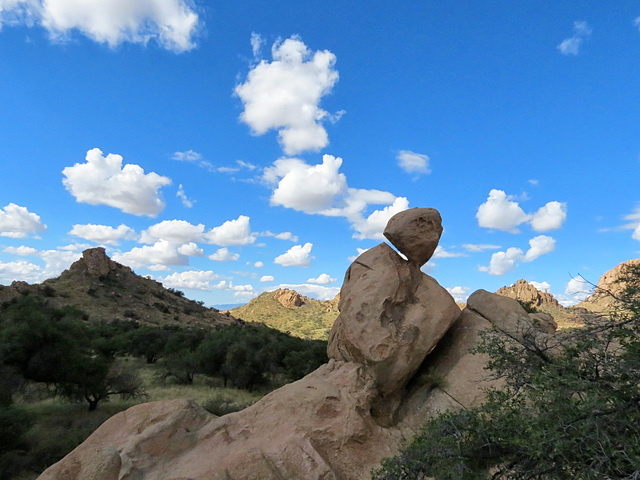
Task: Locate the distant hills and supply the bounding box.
[228,289,339,340]
[0,247,240,330]
[1,246,636,337]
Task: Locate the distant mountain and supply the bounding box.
[496,279,563,313]
[0,247,241,330]
[228,288,339,340]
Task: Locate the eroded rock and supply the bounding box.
[383,207,443,267]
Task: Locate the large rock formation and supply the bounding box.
[496,279,563,312]
[37,208,555,480]
[273,288,307,308]
[579,258,640,312]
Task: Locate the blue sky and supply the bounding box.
[1,1,639,307]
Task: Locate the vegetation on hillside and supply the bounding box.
[374,263,640,479]
[229,290,338,340]
[0,292,328,480]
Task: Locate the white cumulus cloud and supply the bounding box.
[479,235,556,276]
[476,189,529,233]
[557,20,592,56]
[260,275,274,282]
[397,150,430,175]
[274,242,313,267]
[235,35,340,155]
[0,0,200,52]
[140,219,204,244]
[161,270,222,291]
[204,215,257,246]
[69,223,137,245]
[3,245,39,256]
[476,189,567,233]
[113,239,199,269]
[0,260,42,283]
[264,154,408,240]
[446,286,470,303]
[0,203,46,238]
[530,201,567,232]
[307,273,336,284]
[209,247,240,262]
[62,148,172,217]
[266,155,348,213]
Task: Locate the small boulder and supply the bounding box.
[383,207,443,267]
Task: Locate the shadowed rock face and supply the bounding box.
[37,208,555,480]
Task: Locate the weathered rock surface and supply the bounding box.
[579,258,640,312]
[273,288,307,308]
[496,279,563,313]
[383,207,443,266]
[327,243,460,422]
[36,208,560,480]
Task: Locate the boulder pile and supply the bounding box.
[38,208,556,480]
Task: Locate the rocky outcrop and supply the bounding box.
[579,258,640,312]
[273,288,307,308]
[37,208,557,480]
[496,279,563,312]
[70,247,124,278]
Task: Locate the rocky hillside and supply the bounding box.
[228,288,339,340]
[578,258,640,312]
[496,279,563,313]
[0,247,240,329]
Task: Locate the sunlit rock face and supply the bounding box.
[38,207,556,480]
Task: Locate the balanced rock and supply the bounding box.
[328,242,460,424]
[383,207,443,266]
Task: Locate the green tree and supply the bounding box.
[374,264,640,480]
[0,297,145,411]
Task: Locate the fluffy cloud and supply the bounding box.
[264,155,408,240]
[254,261,264,268]
[140,220,204,244]
[634,223,640,242]
[530,281,551,293]
[161,270,222,291]
[260,275,274,282]
[204,215,257,246]
[113,239,199,269]
[0,0,199,51]
[70,223,137,245]
[261,230,298,242]
[62,148,171,217]
[530,201,567,232]
[266,155,347,213]
[480,235,556,276]
[0,260,42,283]
[306,273,336,284]
[557,21,592,56]
[476,190,567,233]
[446,286,470,303]
[235,35,340,155]
[523,235,556,261]
[476,190,529,233]
[0,203,46,238]
[274,242,313,267]
[397,150,430,175]
[352,197,410,240]
[209,247,240,262]
[3,245,39,256]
